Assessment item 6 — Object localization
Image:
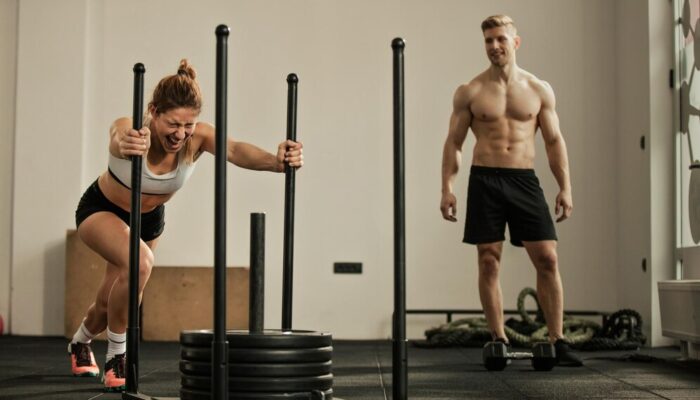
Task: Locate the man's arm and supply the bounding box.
[440,84,472,222]
[537,81,572,222]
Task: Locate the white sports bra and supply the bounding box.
[108,113,197,195]
[108,153,196,195]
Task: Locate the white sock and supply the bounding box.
[106,328,126,361]
[71,320,96,344]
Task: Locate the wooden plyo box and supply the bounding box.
[142,266,249,341]
[65,230,109,340]
[65,230,249,342]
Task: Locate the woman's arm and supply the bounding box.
[197,122,303,172]
[109,117,150,158]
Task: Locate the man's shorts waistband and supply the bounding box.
[470,165,536,177]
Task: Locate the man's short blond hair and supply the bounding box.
[481,15,517,34]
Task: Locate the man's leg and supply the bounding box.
[522,240,582,366]
[477,242,506,341]
[522,240,563,341]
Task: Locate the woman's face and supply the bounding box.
[151,107,199,153]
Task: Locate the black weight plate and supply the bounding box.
[181,373,333,393]
[180,387,333,400]
[181,329,332,349]
[181,345,333,363]
[180,359,332,377]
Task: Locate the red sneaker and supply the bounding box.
[67,342,99,377]
[102,353,126,392]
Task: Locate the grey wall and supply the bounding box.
[1,0,674,342]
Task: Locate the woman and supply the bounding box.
[68,59,303,391]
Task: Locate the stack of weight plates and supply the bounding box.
[179,329,333,399]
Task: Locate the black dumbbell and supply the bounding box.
[483,341,557,371]
[531,342,557,371]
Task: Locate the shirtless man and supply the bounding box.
[440,14,581,366]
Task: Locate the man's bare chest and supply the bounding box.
[470,86,541,122]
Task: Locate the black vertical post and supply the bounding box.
[213,24,230,400]
[391,37,408,400]
[282,73,298,331]
[249,213,265,333]
[125,62,145,396]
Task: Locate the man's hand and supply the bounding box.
[276,140,304,172]
[440,192,458,222]
[555,190,573,222]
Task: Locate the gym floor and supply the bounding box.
[1,336,699,400]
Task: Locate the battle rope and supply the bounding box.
[419,288,646,350]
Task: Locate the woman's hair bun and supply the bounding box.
[177,58,197,79]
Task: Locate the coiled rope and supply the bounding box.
[420,287,646,350]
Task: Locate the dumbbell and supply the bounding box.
[482,341,557,371]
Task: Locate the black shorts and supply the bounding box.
[75,179,165,242]
[463,166,557,247]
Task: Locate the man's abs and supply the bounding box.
[470,122,537,168]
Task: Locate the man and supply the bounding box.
[440,14,582,366]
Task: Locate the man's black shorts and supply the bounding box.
[463,166,557,247]
[75,179,165,242]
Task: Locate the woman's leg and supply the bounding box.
[81,237,159,336]
[78,212,155,332]
[76,211,155,389]
[80,263,119,337]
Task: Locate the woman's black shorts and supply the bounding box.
[75,179,165,242]
[463,166,557,247]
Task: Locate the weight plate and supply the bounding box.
[179,359,332,377]
[181,373,333,392]
[181,329,332,349]
[181,345,333,363]
[179,387,333,400]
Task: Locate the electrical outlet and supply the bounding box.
[334,262,362,274]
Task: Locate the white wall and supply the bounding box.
[12,0,89,334]
[649,0,676,347]
[6,0,658,340]
[615,0,676,347]
[0,0,17,334]
[616,0,652,346]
